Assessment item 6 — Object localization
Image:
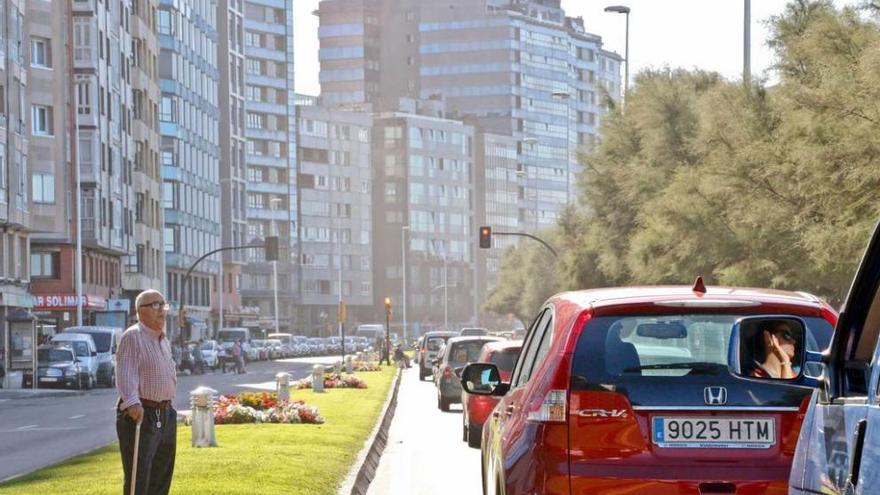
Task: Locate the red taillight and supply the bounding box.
[782,395,813,455]
[443,366,452,379]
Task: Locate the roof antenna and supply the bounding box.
[692,276,707,294]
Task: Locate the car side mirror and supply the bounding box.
[460,363,509,396]
[729,315,808,381]
[454,366,463,378]
[91,351,97,357]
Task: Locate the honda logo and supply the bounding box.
[704,386,728,405]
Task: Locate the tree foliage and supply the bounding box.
[485,1,880,320]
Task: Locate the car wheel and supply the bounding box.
[462,417,468,442]
[439,393,450,412]
[108,370,116,388]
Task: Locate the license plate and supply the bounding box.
[40,377,58,382]
[652,416,775,449]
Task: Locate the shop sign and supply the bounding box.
[33,294,107,311]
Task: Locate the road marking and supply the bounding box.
[69,414,85,420]
[0,426,87,434]
[17,425,37,431]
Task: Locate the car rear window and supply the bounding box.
[79,332,112,353]
[489,349,519,372]
[571,314,834,386]
[426,336,448,351]
[448,341,488,365]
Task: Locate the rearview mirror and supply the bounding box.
[460,363,509,396]
[729,316,808,381]
[636,322,687,339]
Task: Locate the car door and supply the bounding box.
[791,223,880,494]
[496,306,555,492]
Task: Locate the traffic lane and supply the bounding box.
[367,366,481,495]
[0,359,315,482]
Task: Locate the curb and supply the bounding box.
[337,367,403,495]
[0,389,83,400]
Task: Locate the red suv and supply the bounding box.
[461,282,836,495]
[461,340,523,448]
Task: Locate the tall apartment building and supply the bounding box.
[159,0,221,341]
[30,0,158,331]
[216,0,250,329]
[318,0,621,231]
[0,1,35,337]
[296,104,373,334]
[239,0,297,333]
[373,99,477,332]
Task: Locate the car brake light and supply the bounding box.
[527,389,567,423]
[443,366,452,378]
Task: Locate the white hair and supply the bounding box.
[135,289,164,311]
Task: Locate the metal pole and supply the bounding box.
[743,0,751,85]
[624,10,630,99]
[401,226,408,344]
[443,255,448,331]
[31,321,36,391]
[218,269,224,334]
[74,83,83,327]
[273,260,279,334]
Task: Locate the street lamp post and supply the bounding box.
[604,5,631,100]
[269,197,282,334]
[383,297,392,365]
[443,255,448,331]
[401,226,409,344]
[743,0,751,85]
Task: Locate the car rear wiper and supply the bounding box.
[622,362,727,374]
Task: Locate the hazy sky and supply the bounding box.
[293,0,864,97]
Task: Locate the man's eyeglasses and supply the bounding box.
[140,301,169,311]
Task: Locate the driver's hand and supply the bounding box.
[763,331,787,361]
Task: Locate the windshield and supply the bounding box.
[39,348,74,363]
[571,314,834,383]
[75,332,112,353]
[426,336,448,351]
[218,331,247,342]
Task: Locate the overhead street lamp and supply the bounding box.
[604,5,631,101]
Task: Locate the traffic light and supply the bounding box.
[384,297,392,317]
[265,236,279,261]
[479,226,492,249]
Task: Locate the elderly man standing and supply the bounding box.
[116,289,178,494]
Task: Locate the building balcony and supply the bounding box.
[245,46,287,63]
[247,182,289,195]
[246,100,289,116]
[246,0,287,10]
[245,74,288,90]
[246,154,288,168]
[243,19,286,36]
[245,127,288,142]
[247,208,289,221]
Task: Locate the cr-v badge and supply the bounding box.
[576,409,628,418]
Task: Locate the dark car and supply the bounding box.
[786,222,880,495]
[462,282,836,495]
[461,340,522,448]
[434,336,502,411]
[23,345,89,389]
[418,331,457,381]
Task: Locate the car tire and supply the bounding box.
[462,418,468,442]
[438,392,450,412]
[468,423,482,449]
[108,370,116,388]
[419,369,428,381]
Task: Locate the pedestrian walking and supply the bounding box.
[216,344,228,373]
[232,339,245,374]
[115,289,177,495]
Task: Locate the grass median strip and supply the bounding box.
[0,366,396,495]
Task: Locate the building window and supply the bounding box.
[30,252,59,278]
[76,78,91,115]
[73,17,92,61]
[32,173,54,203]
[31,105,52,135]
[159,96,175,122]
[30,37,50,68]
[163,181,177,209]
[158,10,174,35]
[164,227,177,252]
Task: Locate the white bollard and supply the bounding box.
[275,372,291,402]
[344,355,354,374]
[311,364,325,393]
[190,386,218,448]
[333,360,343,375]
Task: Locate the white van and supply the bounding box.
[217,327,252,360]
[50,333,99,389]
[64,326,123,387]
[355,324,385,342]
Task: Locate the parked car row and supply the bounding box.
[22,326,123,390]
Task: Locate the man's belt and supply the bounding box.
[140,398,173,410]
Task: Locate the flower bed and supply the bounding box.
[352,362,382,372]
[184,392,324,425]
[291,372,368,390]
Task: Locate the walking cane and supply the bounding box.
[130,415,143,495]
